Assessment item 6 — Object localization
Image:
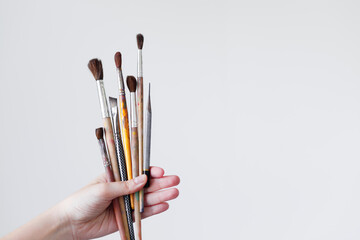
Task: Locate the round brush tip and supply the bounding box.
[95,127,104,140]
[88,58,103,80]
[114,52,122,69]
[137,33,144,49]
[126,76,137,92]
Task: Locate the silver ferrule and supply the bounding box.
[96,80,109,118]
[117,68,125,93]
[130,93,137,127]
[137,49,143,77]
[144,111,152,170]
[111,106,120,135]
[99,139,111,167]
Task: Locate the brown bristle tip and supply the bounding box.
[126,76,137,92]
[137,34,144,49]
[95,128,104,140]
[114,52,122,68]
[109,97,117,108]
[88,58,103,80]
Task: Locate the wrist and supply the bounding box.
[2,203,74,240]
[47,203,74,240]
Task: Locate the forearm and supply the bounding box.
[2,204,73,240]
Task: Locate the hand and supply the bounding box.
[60,166,180,240]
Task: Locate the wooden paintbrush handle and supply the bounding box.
[119,95,134,209]
[98,137,127,240]
[131,126,142,239]
[137,76,144,212]
[112,198,127,239]
[137,77,144,175]
[134,192,142,240]
[104,118,130,240]
[131,126,139,178]
[104,118,121,181]
[105,166,127,240]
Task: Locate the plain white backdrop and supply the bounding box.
[1,0,360,239]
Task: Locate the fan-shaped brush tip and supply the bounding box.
[114,52,122,68]
[126,76,137,92]
[88,58,103,80]
[95,127,104,140]
[137,34,144,49]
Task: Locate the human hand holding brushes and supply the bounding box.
[2,166,180,240]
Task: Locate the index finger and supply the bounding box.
[149,166,165,178]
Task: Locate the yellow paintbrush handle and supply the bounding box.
[119,95,134,209]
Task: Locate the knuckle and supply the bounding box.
[97,183,109,197]
[123,181,132,193]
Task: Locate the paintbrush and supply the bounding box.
[115,52,134,210]
[95,127,127,239]
[136,33,145,212]
[109,97,135,240]
[127,75,142,240]
[88,59,130,240]
[144,83,152,188]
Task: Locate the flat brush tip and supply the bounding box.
[137,33,144,49]
[88,58,103,80]
[95,127,104,140]
[126,76,137,92]
[109,97,117,108]
[114,52,122,69]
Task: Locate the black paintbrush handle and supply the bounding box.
[123,194,134,240]
[144,170,150,188]
[114,133,135,240]
[114,133,128,181]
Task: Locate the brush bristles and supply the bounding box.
[126,76,137,92]
[137,34,144,49]
[88,58,103,80]
[95,127,104,140]
[114,52,122,69]
[109,97,117,109]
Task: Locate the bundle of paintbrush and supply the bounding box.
[88,33,152,240]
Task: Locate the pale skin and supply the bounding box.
[2,166,180,240]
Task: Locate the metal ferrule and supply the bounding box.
[117,68,125,93]
[130,93,137,127]
[111,106,120,135]
[137,49,143,77]
[144,112,151,170]
[96,80,109,118]
[98,139,111,167]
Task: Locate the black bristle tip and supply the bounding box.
[88,58,103,80]
[137,34,144,49]
[126,76,137,92]
[95,127,104,140]
[114,52,122,69]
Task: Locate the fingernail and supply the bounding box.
[134,175,146,184]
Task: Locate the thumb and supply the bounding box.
[101,175,147,200]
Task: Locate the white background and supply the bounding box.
[1,1,360,239]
